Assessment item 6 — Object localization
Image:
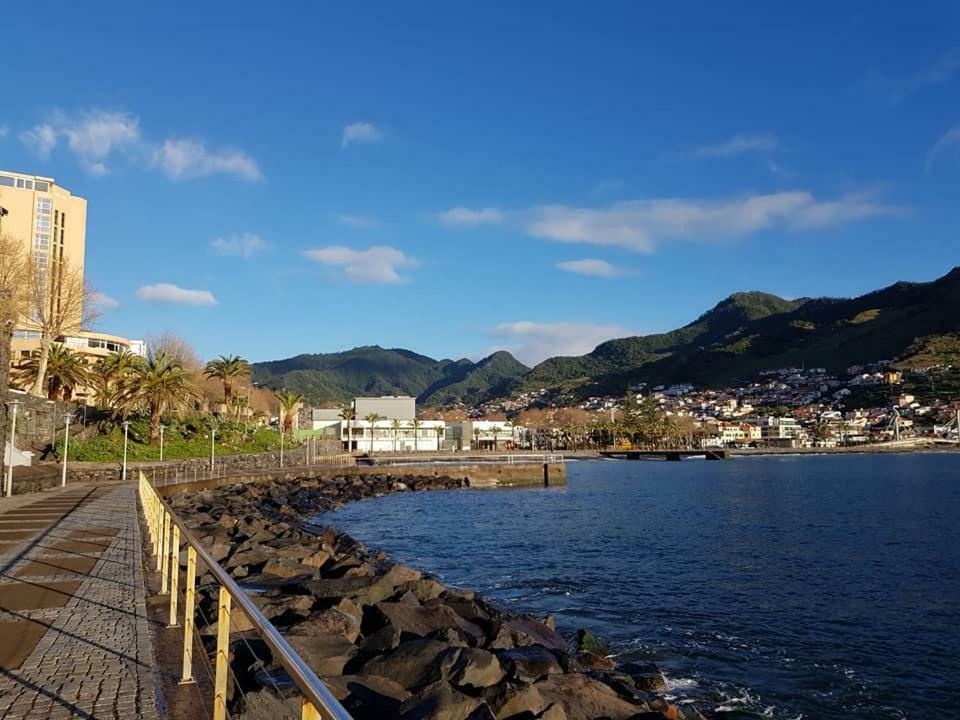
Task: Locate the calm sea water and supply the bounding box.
[320,454,960,719]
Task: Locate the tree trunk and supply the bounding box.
[224,380,233,404]
[150,405,161,444]
[31,336,52,397]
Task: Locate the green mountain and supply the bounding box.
[253,268,960,408]
[251,346,528,406]
[520,266,960,398]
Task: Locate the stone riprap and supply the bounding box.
[166,475,713,720]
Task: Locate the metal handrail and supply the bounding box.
[137,471,352,720]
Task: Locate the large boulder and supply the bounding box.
[447,648,505,691]
[364,602,485,643]
[498,647,563,683]
[535,673,648,720]
[322,674,411,720]
[504,617,569,652]
[620,662,668,694]
[358,639,454,691]
[285,634,357,676]
[398,681,483,720]
[294,607,361,643]
[482,683,544,719]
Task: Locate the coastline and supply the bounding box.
[164,472,713,720]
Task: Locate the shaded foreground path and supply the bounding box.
[0,482,161,719]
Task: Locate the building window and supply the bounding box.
[34,181,49,192]
[0,176,14,187]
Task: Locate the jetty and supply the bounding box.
[599,449,730,461]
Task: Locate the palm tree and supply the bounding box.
[473,427,481,450]
[489,425,502,452]
[118,352,196,443]
[275,391,303,436]
[203,354,251,405]
[364,412,383,453]
[391,418,402,452]
[18,344,89,401]
[411,418,422,452]
[339,404,356,451]
[90,350,138,408]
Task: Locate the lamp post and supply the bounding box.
[159,424,166,462]
[4,400,23,497]
[121,420,130,481]
[279,427,284,469]
[210,427,216,473]
[60,410,71,488]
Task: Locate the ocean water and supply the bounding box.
[319,454,960,719]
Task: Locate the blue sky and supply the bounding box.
[2,1,959,366]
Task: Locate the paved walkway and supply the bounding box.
[0,482,161,719]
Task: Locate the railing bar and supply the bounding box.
[140,472,352,720]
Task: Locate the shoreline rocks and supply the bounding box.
[165,474,716,720]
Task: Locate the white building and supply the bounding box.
[448,420,515,451]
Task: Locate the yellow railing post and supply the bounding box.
[168,525,180,626]
[156,507,165,572]
[213,586,231,720]
[180,545,197,684]
[301,698,321,720]
[161,512,171,593]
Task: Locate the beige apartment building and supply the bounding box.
[1,168,144,403]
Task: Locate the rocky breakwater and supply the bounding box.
[166,474,711,720]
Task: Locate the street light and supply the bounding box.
[279,427,285,469]
[60,410,72,488]
[210,427,216,473]
[4,400,23,497]
[159,424,166,462]
[121,420,130,481]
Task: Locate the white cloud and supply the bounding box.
[303,245,418,284]
[339,214,378,229]
[555,259,623,277]
[19,123,59,159]
[436,207,503,227]
[926,125,960,171]
[341,122,383,148]
[692,133,780,158]
[21,110,141,174]
[210,233,270,258]
[153,139,262,181]
[0,126,8,138]
[91,292,120,310]
[489,321,635,366]
[136,283,217,305]
[884,49,960,101]
[525,191,907,253]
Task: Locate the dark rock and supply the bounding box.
[295,607,360,642]
[575,628,607,655]
[285,634,357,676]
[358,639,453,691]
[322,674,411,720]
[398,681,482,720]
[364,602,485,643]
[505,616,569,652]
[577,652,615,671]
[482,683,543,719]
[620,663,668,694]
[535,673,648,720]
[498,646,563,683]
[447,648,505,691]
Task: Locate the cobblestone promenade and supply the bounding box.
[0,482,161,719]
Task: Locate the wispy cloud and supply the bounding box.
[18,108,261,181]
[341,122,383,148]
[525,191,907,253]
[338,214,378,229]
[436,207,503,227]
[926,125,960,172]
[137,283,217,305]
[153,139,262,181]
[21,110,140,174]
[210,233,270,258]
[303,245,418,284]
[555,259,624,278]
[488,321,635,365]
[692,133,780,158]
[0,126,8,139]
[91,292,120,310]
[881,49,960,101]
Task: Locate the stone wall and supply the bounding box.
[3,388,71,456]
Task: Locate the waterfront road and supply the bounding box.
[0,482,160,719]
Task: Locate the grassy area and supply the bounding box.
[54,418,295,462]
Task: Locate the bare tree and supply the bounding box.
[27,256,100,397]
[144,331,202,372]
